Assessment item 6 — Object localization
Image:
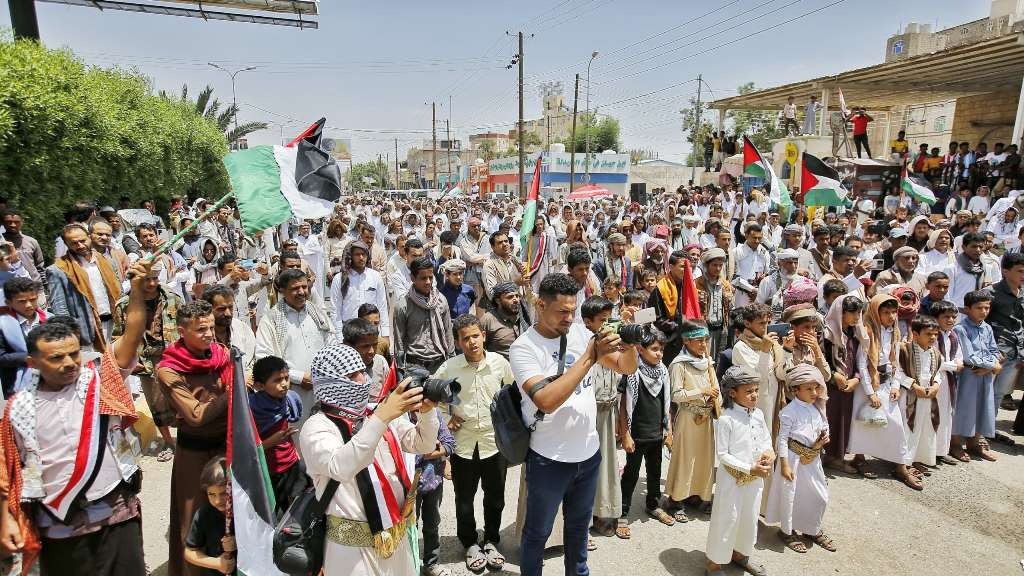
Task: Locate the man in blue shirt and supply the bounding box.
[440,258,477,319]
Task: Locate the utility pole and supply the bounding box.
[432,101,437,190]
[570,73,579,194]
[546,115,550,149]
[394,138,400,190]
[584,51,599,183]
[8,0,40,40]
[377,153,382,189]
[446,119,452,188]
[517,31,525,200]
[691,73,703,183]
[449,95,454,188]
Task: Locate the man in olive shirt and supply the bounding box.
[479,282,528,359]
[433,314,513,570]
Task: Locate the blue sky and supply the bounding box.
[2,0,988,164]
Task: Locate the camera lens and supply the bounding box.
[618,323,651,345]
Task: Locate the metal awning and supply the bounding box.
[38,0,319,28]
[710,32,1024,111]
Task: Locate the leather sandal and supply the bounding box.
[779,531,807,553]
[894,468,923,491]
[811,531,837,552]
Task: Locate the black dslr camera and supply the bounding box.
[399,365,462,405]
[602,317,654,345]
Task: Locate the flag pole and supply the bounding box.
[148,192,236,260]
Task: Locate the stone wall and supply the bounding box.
[951,91,1021,146]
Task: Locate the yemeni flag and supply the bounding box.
[518,155,543,251]
[801,152,849,206]
[742,136,791,208]
[225,117,343,234]
[901,162,936,205]
[226,352,284,576]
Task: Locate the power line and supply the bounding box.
[595,0,845,85]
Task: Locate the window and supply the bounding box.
[961,27,969,36]
[892,39,904,55]
[934,116,946,132]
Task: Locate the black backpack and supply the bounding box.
[272,414,349,575]
[490,335,566,465]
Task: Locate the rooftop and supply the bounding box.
[710,32,1024,111]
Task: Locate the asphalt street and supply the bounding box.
[141,400,1024,576]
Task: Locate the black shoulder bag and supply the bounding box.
[490,335,567,465]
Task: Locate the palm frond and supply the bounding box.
[194,86,215,116]
[226,122,269,145]
[216,103,238,132]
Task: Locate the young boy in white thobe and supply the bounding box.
[929,300,963,465]
[706,367,774,576]
[899,315,942,476]
[765,364,836,554]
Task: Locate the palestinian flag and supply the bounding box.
[742,136,791,208]
[225,117,343,234]
[226,353,283,576]
[742,135,767,179]
[801,152,849,206]
[901,162,936,205]
[519,155,543,252]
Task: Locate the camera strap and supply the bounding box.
[525,335,567,425]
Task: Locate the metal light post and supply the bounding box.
[584,51,598,183]
[208,63,257,144]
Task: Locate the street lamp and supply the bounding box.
[208,63,258,143]
[584,51,599,183]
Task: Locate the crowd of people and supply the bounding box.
[0,135,1020,576]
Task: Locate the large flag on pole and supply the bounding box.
[801,152,849,206]
[225,118,343,234]
[226,352,284,576]
[901,162,936,205]
[518,155,543,249]
[742,136,791,208]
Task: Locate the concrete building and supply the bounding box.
[470,85,610,156]
[404,138,479,188]
[876,2,1024,154]
[885,1,1024,62]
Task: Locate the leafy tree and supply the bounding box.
[164,84,268,147]
[477,140,498,161]
[346,160,392,191]
[562,113,621,153]
[0,32,229,260]
[727,82,784,152]
[680,97,714,167]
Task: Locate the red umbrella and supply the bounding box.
[567,184,613,200]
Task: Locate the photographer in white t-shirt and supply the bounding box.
[509,273,638,576]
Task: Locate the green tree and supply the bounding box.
[727,82,784,152]
[346,160,392,191]
[563,113,621,153]
[164,84,268,147]
[477,140,498,161]
[0,32,229,259]
[680,97,714,167]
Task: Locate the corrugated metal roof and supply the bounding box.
[710,33,1024,111]
[38,0,318,28]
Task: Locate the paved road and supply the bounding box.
[141,403,1024,575]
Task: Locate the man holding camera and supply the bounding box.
[432,314,514,573]
[510,273,639,576]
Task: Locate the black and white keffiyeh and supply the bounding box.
[312,344,370,421]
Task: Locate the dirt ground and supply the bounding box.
[141,400,1024,575]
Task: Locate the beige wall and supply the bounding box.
[951,91,1021,146]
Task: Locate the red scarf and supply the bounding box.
[158,340,234,386]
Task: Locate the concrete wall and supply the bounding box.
[630,164,704,191]
[951,91,1021,146]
